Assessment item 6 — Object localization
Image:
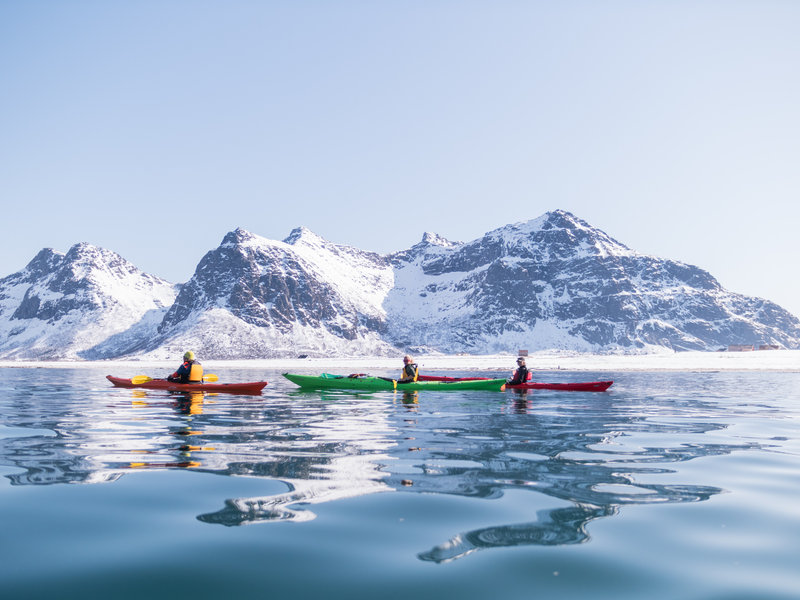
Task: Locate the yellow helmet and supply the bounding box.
[183,351,195,361]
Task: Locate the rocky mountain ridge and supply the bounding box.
[1,210,798,359]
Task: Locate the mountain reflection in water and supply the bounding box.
[0,370,760,563]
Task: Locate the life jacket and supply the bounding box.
[401,363,419,382]
[187,360,204,383]
[513,367,532,382]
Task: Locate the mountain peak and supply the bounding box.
[483,210,632,258]
[284,226,326,246]
[489,210,583,237]
[542,209,592,231]
[24,248,64,276]
[221,227,258,247]
[63,242,114,264]
[420,232,458,247]
[68,241,95,252]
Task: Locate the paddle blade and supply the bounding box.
[203,374,219,382]
[131,375,153,385]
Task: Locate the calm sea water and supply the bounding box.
[0,366,798,600]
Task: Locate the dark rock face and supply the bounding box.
[150,227,393,355]
[161,241,355,335]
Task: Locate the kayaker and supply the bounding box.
[507,357,531,385]
[398,355,419,383]
[167,351,204,384]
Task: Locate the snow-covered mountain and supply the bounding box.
[385,211,800,352]
[1,211,798,359]
[135,227,398,359]
[0,243,178,359]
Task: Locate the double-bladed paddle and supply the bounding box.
[130,374,219,385]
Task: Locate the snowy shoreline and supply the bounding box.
[1,350,798,372]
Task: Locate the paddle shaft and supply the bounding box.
[130,373,219,385]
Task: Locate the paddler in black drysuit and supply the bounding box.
[167,351,204,383]
[398,355,419,383]
[507,357,530,385]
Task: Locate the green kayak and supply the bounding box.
[283,373,507,391]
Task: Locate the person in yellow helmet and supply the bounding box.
[167,351,204,383]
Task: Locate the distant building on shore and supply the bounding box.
[727,344,783,352]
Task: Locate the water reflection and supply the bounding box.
[197,450,393,525]
[0,369,782,562]
[507,389,532,413]
[128,392,211,470]
[388,391,735,561]
[419,504,616,563]
[0,387,215,482]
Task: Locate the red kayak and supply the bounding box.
[106,376,267,395]
[418,375,613,392]
[506,380,613,392]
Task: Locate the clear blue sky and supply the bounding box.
[2,1,798,317]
